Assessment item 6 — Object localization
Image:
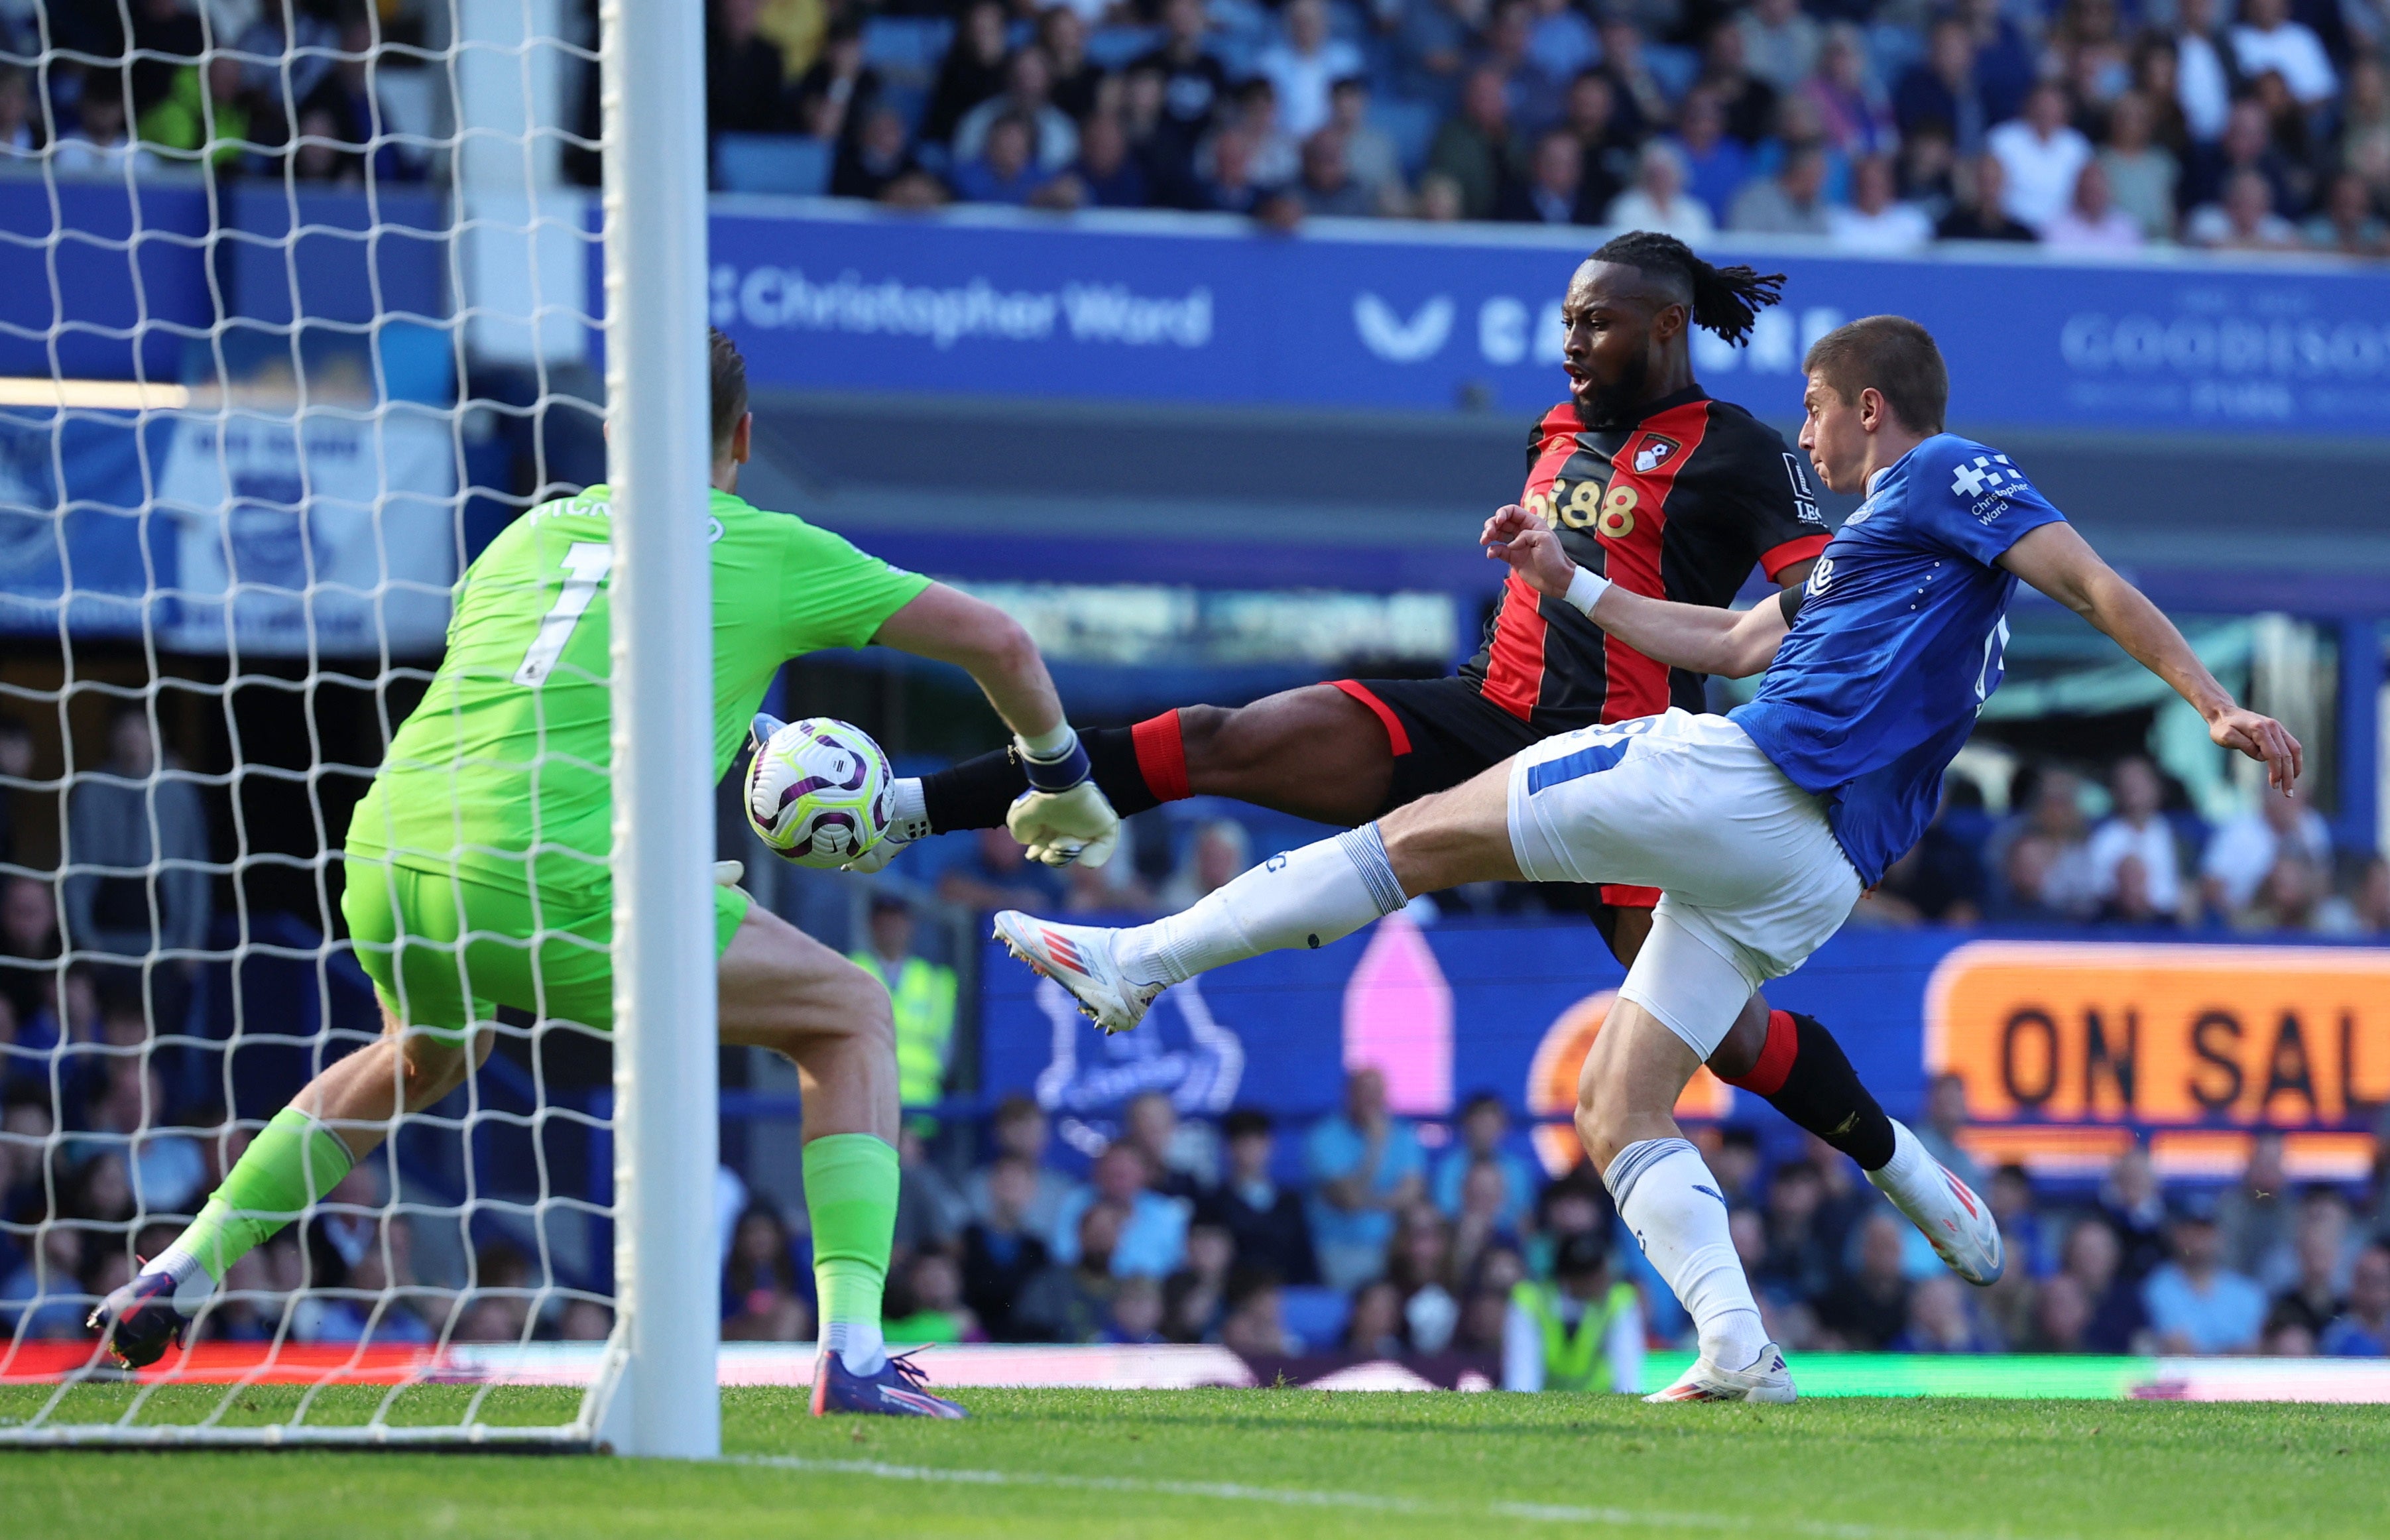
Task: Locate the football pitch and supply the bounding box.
[6,1387,2390,1539]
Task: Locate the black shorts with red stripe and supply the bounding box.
[1331,676,1660,916]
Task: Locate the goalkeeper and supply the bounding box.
[91,331,1120,1419]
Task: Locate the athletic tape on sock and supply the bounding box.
[1337,823,1407,918]
[1601,1135,1696,1211]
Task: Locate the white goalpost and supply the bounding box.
[0,1,717,1452]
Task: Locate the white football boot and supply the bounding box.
[1644,1342,1797,1404]
[1866,1118,2005,1286]
[991,912,1162,1036]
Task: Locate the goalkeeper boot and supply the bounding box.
[811,1348,968,1419]
[991,912,1161,1036]
[88,1266,194,1370]
[1644,1342,1797,1404]
[1866,1119,2004,1286]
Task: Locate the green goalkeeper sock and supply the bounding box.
[149,1106,357,1299]
[804,1132,898,1373]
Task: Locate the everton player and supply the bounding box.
[884,234,1931,1252]
[994,314,2301,1400]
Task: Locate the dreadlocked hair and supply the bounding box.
[1588,231,1786,347]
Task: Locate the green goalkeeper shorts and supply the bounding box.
[341,855,750,1039]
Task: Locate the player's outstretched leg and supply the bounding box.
[91,1016,491,1368]
[718,906,965,1418]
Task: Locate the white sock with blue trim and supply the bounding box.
[1122,825,1406,988]
[1605,1136,1768,1372]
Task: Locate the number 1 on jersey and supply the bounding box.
[513,541,615,687]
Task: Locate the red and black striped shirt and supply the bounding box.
[1460,386,1830,732]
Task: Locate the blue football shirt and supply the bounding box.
[1730,434,2066,886]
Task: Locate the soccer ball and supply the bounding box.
[746,717,893,868]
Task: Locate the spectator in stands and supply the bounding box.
[1866,783,1989,923]
[1998,768,2101,918]
[2238,848,2358,933]
[1218,1265,1296,1356]
[1805,24,1895,162]
[2307,170,2389,255]
[0,874,60,1028]
[1388,0,1479,106]
[2097,91,2181,243]
[2230,0,2337,111]
[1390,1203,1460,1350]
[139,51,258,172]
[1815,1211,1911,1350]
[1735,0,1820,97]
[792,20,880,147]
[1938,152,2037,241]
[1478,1,1559,138]
[2049,0,2131,113]
[127,0,204,119]
[1556,69,1630,206]
[1327,78,1404,213]
[1049,1142,1189,1278]
[82,1059,203,1216]
[1525,0,1598,107]
[966,1095,1077,1238]
[64,707,212,979]
[52,73,134,178]
[707,0,797,136]
[2267,1189,2352,1338]
[956,48,1079,174]
[1663,86,1750,227]
[1729,141,1833,234]
[1069,110,1150,209]
[1430,1092,1531,1233]
[0,64,34,160]
[948,113,1062,206]
[1304,1065,1424,1289]
[1231,78,1301,190]
[1,1224,89,1339]
[849,895,956,1115]
[1346,1276,1405,1355]
[298,15,418,184]
[962,1154,1051,1339]
[1427,64,1522,222]
[1199,1108,1318,1286]
[2086,757,2184,920]
[1122,1090,1209,1201]
[1595,15,1671,140]
[1609,139,1718,240]
[1503,1230,1642,1393]
[833,103,942,204]
[2029,1272,2095,1351]
[1158,819,1250,912]
[1892,1273,1998,1353]
[721,1202,811,1341]
[1897,19,1988,156]
[939,827,1065,914]
[1699,19,1778,148]
[1260,0,1361,143]
[1988,82,2093,233]
[894,1124,970,1255]
[1140,0,1230,182]
[1013,1197,1123,1341]
[1826,152,1933,253]
[1103,1273,1167,1344]
[2043,159,2144,249]
[2200,782,2333,918]
[1499,128,1589,223]
[2320,1244,2390,1356]
[1189,123,1289,219]
[886,1247,982,1344]
[2217,1132,2294,1279]
[2192,99,2298,219]
[2341,58,2390,201]
[1038,7,1103,125]
[1915,1071,1987,1195]
[922,0,1012,147]
[1297,127,1377,216]
[2348,857,2390,935]
[2145,1196,2267,1355]
[1760,1160,1843,1307]
[1956,0,2037,127]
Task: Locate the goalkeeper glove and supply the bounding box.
[1005,727,1120,868]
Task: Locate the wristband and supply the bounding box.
[1018,726,1091,792]
[1562,566,1612,619]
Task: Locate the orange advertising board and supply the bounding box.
[1925,941,2390,1128]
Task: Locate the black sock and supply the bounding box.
[1758,1011,1897,1171]
[918,727,1163,834]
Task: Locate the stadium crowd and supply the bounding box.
[4,0,2387,255]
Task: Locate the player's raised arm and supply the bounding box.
[871,583,1122,866]
[1481,503,1791,678]
[1998,521,2301,792]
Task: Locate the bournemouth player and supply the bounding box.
[881,233,1927,1235]
[90,331,1122,1418]
[995,314,2300,1400]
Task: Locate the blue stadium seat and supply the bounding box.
[878,80,929,135]
[1371,97,1442,178]
[862,17,955,85]
[715,134,833,197]
[1087,25,1164,72]
[1278,1285,1352,1352]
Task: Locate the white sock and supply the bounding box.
[1120,825,1406,987]
[1864,1119,1935,1205]
[1605,1137,1768,1372]
[825,1319,886,1375]
[141,1239,219,1312]
[887,778,929,843]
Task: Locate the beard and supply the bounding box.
[1576,348,1651,426]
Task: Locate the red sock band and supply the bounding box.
[1722,1009,1800,1096]
[1131,711,1191,802]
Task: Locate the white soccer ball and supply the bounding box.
[746,717,893,868]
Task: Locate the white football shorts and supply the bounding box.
[1505,708,1861,1058]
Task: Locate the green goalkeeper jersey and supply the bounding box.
[345,484,929,898]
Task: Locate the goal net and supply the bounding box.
[0,2,715,1449]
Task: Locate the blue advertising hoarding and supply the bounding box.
[709,202,2390,435]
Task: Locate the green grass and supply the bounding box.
[4,1386,2388,1538]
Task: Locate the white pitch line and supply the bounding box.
[735,1454,2065,1540]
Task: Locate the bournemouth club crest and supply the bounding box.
[1632,436,1679,475]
